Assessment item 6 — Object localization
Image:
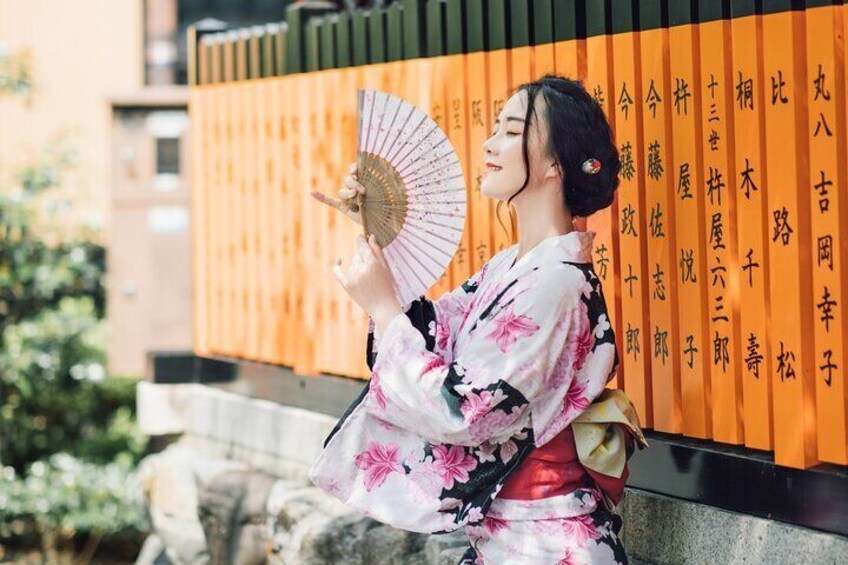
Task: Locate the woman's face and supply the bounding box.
[480,90,551,201]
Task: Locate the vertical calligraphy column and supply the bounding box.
[426,0,453,299]
[446,0,474,287]
[488,0,514,254]
[805,0,847,465]
[639,2,681,433]
[761,0,817,468]
[611,0,652,427]
[584,1,623,390]
[729,0,774,451]
[667,0,709,437]
[465,0,495,273]
[698,3,744,444]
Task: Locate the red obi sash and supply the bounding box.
[497,425,631,506]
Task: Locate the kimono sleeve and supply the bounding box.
[365,264,582,446]
[366,266,485,370]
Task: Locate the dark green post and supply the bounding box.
[306,17,322,72]
[554,0,579,42]
[286,1,336,74]
[321,15,337,69]
[466,0,485,54]
[488,0,509,51]
[426,0,446,57]
[352,9,370,66]
[387,2,404,62]
[446,0,466,55]
[336,12,352,68]
[533,0,553,47]
[403,0,426,59]
[274,22,288,76]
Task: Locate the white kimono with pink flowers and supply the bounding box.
[309,231,628,564]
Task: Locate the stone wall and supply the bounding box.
[135,382,848,565]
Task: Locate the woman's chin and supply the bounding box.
[480,181,506,201]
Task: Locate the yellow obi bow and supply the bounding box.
[572,388,649,479]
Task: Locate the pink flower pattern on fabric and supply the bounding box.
[563,378,591,416]
[431,444,479,489]
[354,441,405,492]
[485,301,541,353]
[460,390,497,423]
[369,368,388,410]
[563,513,602,547]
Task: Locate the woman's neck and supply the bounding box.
[511,185,574,263]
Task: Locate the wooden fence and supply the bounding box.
[187,0,847,470]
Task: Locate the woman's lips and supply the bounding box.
[485,163,502,172]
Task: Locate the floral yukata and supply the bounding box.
[309,230,629,564]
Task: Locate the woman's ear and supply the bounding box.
[546,160,562,181]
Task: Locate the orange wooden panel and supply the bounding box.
[611,29,653,429]
[730,9,774,451]
[762,9,818,469]
[243,80,262,359]
[337,66,365,379]
[488,48,513,254]
[699,18,744,444]
[279,77,296,367]
[640,25,682,434]
[301,72,322,375]
[554,38,580,81]
[535,42,555,77]
[583,32,623,391]
[268,78,285,365]
[446,54,475,287]
[290,74,310,373]
[511,44,533,91]
[430,55,453,298]
[313,70,331,375]
[233,82,248,357]
[806,4,848,465]
[190,87,208,355]
[215,85,227,354]
[467,50,495,273]
[668,20,712,439]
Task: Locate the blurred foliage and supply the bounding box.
[0,45,34,100]
[0,453,149,562]
[0,297,148,473]
[0,64,151,559]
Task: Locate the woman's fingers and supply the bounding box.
[343,176,365,194]
[312,190,363,224]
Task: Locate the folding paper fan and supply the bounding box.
[352,89,467,306]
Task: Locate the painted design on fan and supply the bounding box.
[356,89,467,306]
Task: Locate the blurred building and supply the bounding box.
[0,0,294,377]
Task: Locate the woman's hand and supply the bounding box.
[311,162,364,225]
[333,233,402,332]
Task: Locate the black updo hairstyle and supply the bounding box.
[495,74,621,237]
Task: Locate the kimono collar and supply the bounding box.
[506,230,595,271]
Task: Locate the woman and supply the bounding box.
[309,75,643,564]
